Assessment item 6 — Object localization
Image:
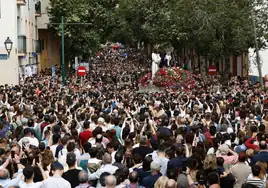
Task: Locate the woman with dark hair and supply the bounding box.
[246,165,266,188]
[207,137,221,155]
[133,155,152,185]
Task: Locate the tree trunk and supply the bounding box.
[224,55,231,80]
[147,43,152,57]
[224,55,230,73]
[205,57,208,73]
[198,55,201,73]
[144,41,148,56]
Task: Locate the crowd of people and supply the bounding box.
[0,49,268,188]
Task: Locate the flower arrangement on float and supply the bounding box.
[140,67,196,91]
[139,72,152,87]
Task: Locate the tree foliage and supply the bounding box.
[48,0,268,65]
[48,0,116,60]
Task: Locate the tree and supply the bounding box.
[48,0,117,61]
[166,0,268,72]
[48,0,268,73]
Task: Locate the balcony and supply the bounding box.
[17,35,27,56]
[17,0,26,6]
[35,40,41,53]
[35,1,41,17]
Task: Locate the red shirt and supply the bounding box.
[40,122,49,134]
[204,131,214,144]
[245,137,259,150]
[79,130,93,145]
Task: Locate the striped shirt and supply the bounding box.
[246,178,266,188]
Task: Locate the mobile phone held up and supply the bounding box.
[11,151,15,159]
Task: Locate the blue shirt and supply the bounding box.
[134,168,151,185]
[142,174,161,188]
[0,122,9,139]
[112,125,121,140]
[252,151,268,164]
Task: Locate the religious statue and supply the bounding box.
[165,52,172,67]
[152,52,161,79]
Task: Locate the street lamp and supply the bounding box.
[4,37,13,58]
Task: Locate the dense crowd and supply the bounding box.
[0,50,268,188]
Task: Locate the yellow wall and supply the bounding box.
[38,29,60,70]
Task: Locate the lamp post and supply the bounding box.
[48,18,92,86]
[4,37,13,58]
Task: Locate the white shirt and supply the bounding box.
[146,151,158,160]
[90,123,97,130]
[88,138,106,148]
[50,144,58,159]
[153,156,169,176]
[77,153,91,167]
[41,176,71,188]
[111,151,116,163]
[19,181,42,188]
[88,158,102,164]
[99,125,108,132]
[88,164,118,181]
[207,147,216,155]
[58,150,82,172]
[58,148,68,160]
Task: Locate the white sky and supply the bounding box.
[249,48,268,77]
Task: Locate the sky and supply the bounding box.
[249,48,268,77]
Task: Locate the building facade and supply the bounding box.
[178,47,249,77]
[0,0,40,85]
[37,0,60,71]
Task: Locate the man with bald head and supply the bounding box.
[88,153,118,186]
[166,179,177,188]
[127,171,140,187]
[105,175,117,188]
[75,171,91,188]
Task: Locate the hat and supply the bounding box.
[66,152,76,164]
[218,144,229,155]
[150,161,161,171]
[51,162,64,171]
